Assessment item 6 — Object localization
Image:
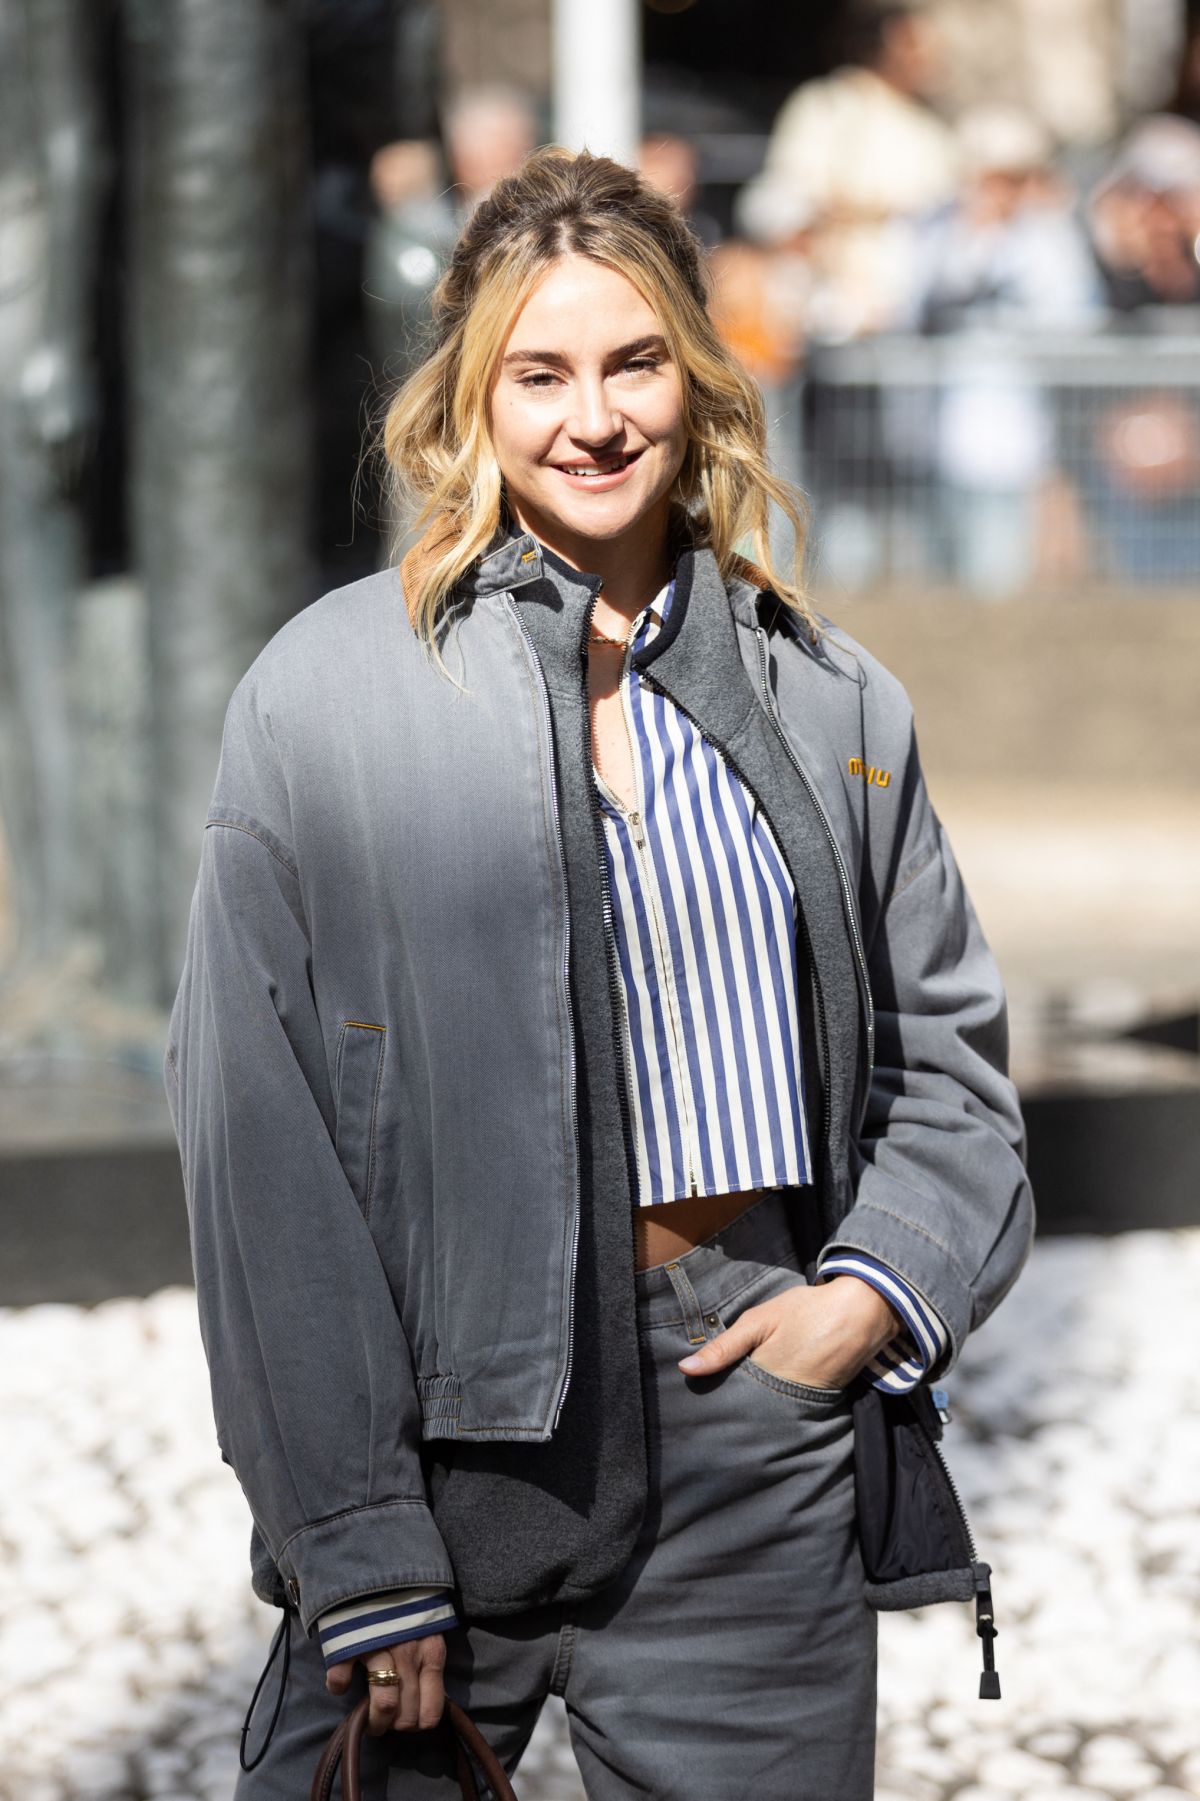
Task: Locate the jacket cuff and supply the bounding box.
[275,1498,457,1638]
[817,1190,973,1378]
[317,1588,460,1669]
[815,1248,950,1392]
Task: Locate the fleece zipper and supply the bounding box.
[503,598,582,1434]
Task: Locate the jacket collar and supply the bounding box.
[399,516,543,613]
[399,510,774,631]
[460,528,559,600]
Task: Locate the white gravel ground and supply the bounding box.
[1,1228,1197,1801]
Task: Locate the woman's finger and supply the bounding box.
[364,1650,404,1737]
[416,1638,448,1731]
[677,1305,766,1374]
[390,1645,425,1733]
[325,1655,354,1696]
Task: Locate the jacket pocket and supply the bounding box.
[333,1019,387,1220]
[852,1381,976,1599]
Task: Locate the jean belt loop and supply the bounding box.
[663,1259,708,1345]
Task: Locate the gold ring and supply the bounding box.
[366,1666,400,1687]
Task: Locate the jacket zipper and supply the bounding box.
[918,1405,978,1562]
[915,1388,1001,1696]
[753,626,875,1130]
[606,640,703,1197]
[504,599,582,1434]
[635,668,832,1179]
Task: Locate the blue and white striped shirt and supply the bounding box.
[317,573,948,1667]
[594,596,812,1205]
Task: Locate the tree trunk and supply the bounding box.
[125,0,314,1004]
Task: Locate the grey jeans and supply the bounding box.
[234,1191,878,1800]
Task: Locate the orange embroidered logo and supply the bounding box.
[848,757,891,789]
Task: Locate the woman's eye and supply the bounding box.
[518,372,561,388]
[622,357,661,375]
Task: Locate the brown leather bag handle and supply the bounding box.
[310,1693,518,1800]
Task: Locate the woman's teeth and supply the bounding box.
[561,455,634,477]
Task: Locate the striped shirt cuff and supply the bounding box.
[814,1249,949,1394]
[317,1587,460,1670]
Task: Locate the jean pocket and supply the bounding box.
[739,1358,850,1404]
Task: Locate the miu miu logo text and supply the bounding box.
[848,758,891,788]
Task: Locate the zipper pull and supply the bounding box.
[931,1386,952,1426]
[972,1560,1001,1699]
[629,810,644,847]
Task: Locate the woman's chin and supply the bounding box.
[533,487,667,547]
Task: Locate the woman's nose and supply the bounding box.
[566,378,622,448]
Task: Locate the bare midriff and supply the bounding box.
[633,1186,770,1271]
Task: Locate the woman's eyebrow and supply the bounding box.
[501,334,668,369]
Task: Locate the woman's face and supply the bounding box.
[489,254,689,562]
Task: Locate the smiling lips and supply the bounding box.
[553,449,644,487]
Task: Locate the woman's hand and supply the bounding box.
[677,1276,903,1389]
[325,1633,447,1736]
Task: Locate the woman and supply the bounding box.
[165,147,1032,1799]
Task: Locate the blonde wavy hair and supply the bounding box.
[378,145,815,665]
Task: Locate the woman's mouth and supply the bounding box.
[553,450,644,491]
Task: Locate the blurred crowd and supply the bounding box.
[356,0,1200,591]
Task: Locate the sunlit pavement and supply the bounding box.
[1,1227,1197,1801]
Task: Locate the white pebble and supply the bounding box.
[4,1234,1197,1797]
[984,1750,1068,1789]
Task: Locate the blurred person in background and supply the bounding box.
[907,105,1102,333]
[364,85,540,534]
[364,137,459,385]
[1085,113,1200,311]
[1083,114,1200,578]
[735,1,960,588]
[443,83,540,210]
[905,104,1103,594]
[737,0,959,342]
[638,131,723,250]
[169,146,1030,1799]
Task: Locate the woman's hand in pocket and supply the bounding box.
[677,1276,903,1388]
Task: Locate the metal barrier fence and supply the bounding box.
[766,333,1200,596]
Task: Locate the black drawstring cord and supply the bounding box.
[239,1596,294,1771]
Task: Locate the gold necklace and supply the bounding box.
[588,627,631,648]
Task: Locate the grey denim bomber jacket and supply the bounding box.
[164,527,1034,1642]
